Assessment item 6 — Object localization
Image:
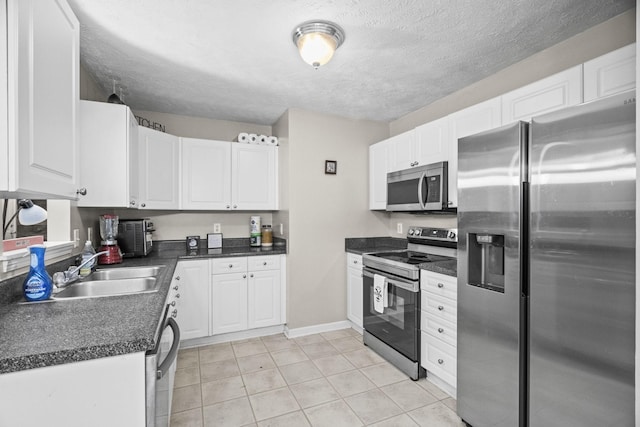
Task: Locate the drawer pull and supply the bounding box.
[263,262,267,266]
[175,276,180,281]
[438,305,444,311]
[171,301,176,306]
[229,264,233,268]
[171,309,178,318]
[437,283,444,288]
[173,285,179,290]
[437,328,444,333]
[438,358,444,364]
[243,274,246,279]
[175,293,180,298]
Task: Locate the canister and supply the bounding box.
[250,216,261,247]
[261,225,273,247]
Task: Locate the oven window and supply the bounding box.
[363,274,419,361]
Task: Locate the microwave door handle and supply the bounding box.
[418,172,427,210]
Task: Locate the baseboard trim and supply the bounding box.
[180,325,285,349]
[284,320,353,339]
[425,370,457,399]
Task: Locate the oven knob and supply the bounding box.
[408,229,415,236]
[448,231,457,240]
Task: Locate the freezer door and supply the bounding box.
[457,121,527,427]
[529,91,635,426]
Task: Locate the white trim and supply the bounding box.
[179,324,285,349]
[424,370,457,399]
[284,320,353,339]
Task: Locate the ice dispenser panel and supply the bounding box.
[468,233,505,293]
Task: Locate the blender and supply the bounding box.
[98,214,123,264]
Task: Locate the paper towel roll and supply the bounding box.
[235,132,249,143]
[267,136,279,146]
[258,134,268,145]
[248,133,258,144]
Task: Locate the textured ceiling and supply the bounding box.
[67,0,634,125]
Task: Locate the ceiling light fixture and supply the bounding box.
[292,20,345,69]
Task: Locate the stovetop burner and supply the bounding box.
[368,251,452,265]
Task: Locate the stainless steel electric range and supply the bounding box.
[362,227,457,380]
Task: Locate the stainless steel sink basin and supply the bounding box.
[90,265,165,281]
[54,277,159,299]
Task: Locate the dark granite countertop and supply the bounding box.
[419,258,457,277]
[0,238,287,374]
[345,237,407,255]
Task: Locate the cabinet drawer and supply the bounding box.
[211,257,247,274]
[248,255,280,271]
[421,331,456,386]
[421,312,457,348]
[421,292,457,324]
[420,271,457,301]
[346,253,363,268]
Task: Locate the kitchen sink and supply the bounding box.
[53,277,160,299]
[90,265,165,281]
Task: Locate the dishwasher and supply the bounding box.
[146,298,181,426]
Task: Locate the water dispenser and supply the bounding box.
[468,233,505,293]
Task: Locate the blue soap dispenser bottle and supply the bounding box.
[23,245,53,301]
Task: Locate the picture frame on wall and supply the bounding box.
[325,160,337,175]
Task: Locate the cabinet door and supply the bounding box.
[248,269,281,329]
[211,272,248,335]
[501,66,582,123]
[231,144,278,210]
[139,127,180,209]
[3,0,79,199]
[77,101,137,208]
[584,44,636,102]
[347,265,363,328]
[387,129,417,172]
[181,138,231,210]
[448,97,502,208]
[414,117,450,167]
[369,140,393,210]
[174,260,210,341]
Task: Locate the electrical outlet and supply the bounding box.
[396,223,403,234]
[73,229,80,248]
[213,223,221,233]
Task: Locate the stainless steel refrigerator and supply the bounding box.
[457,90,635,427]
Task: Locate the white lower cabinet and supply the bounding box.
[346,253,363,328]
[177,255,284,342]
[173,260,210,341]
[420,269,457,395]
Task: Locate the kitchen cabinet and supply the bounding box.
[420,270,457,396]
[501,65,582,123]
[138,127,180,210]
[0,352,145,427]
[181,138,231,210]
[386,129,416,172]
[448,97,501,208]
[77,101,139,208]
[248,256,282,329]
[346,253,363,329]
[584,43,636,102]
[414,117,454,206]
[1,0,80,199]
[232,143,278,210]
[211,272,249,335]
[173,260,210,341]
[369,139,393,210]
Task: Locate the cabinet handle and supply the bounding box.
[353,260,357,264]
[226,205,231,209]
[76,188,87,196]
[437,283,444,288]
[263,262,267,266]
[438,305,444,311]
[250,274,254,278]
[233,205,237,209]
[171,309,178,318]
[175,276,181,281]
[175,293,180,298]
[229,264,233,268]
[438,359,444,364]
[130,200,136,206]
[243,274,246,278]
[438,328,444,333]
[171,301,176,306]
[141,203,146,208]
[173,285,179,291]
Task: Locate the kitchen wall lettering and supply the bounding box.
[135,115,166,133]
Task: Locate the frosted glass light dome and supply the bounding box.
[292,21,345,69]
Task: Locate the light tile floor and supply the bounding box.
[170,328,465,426]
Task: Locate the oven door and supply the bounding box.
[362,268,420,361]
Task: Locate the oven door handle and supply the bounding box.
[157,317,180,380]
[363,269,419,293]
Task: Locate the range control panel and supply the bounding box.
[407,227,457,243]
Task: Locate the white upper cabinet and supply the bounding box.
[1,0,80,199]
[369,139,394,210]
[501,66,582,123]
[414,117,450,166]
[138,127,180,210]
[584,43,636,102]
[448,97,502,208]
[232,144,278,210]
[387,129,417,172]
[77,101,138,208]
[181,138,231,210]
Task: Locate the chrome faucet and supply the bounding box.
[53,251,108,288]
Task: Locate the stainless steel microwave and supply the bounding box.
[386,161,449,212]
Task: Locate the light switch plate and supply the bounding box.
[213,223,221,233]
